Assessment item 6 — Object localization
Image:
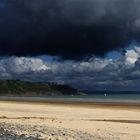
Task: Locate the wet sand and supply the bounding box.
[0,100,140,139]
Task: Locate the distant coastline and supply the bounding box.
[0,80,83,96]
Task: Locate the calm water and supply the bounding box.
[0,94,140,103]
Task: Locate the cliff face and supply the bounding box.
[0,80,79,96]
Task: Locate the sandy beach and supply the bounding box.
[0,101,140,140]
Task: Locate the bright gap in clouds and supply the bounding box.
[106,44,140,64]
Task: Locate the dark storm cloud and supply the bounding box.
[1,0,140,59]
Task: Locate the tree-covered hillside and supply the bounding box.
[0,80,80,96]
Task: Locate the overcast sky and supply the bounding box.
[1,0,140,90]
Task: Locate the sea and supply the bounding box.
[0,93,140,103]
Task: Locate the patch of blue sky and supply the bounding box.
[106,51,121,60]
[127,41,139,50]
[37,55,59,62]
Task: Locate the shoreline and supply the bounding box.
[0,97,140,110]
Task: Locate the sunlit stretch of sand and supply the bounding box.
[0,101,140,140]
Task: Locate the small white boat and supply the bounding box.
[104,93,107,97]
